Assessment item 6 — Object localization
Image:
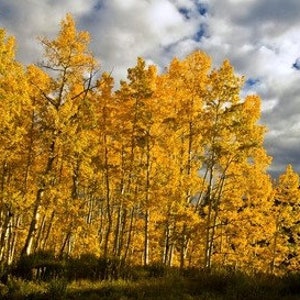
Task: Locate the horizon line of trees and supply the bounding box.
[0,14,300,276]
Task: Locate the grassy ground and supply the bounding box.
[1,269,300,300]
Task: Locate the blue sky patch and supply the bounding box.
[196,2,208,16]
[193,23,208,42]
[178,7,191,20]
[292,57,300,70]
[245,78,260,87]
[93,1,103,11]
[178,2,208,20]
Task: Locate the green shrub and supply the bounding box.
[145,262,167,278]
[0,282,8,298]
[66,253,99,281]
[5,276,45,299]
[98,256,124,280]
[13,250,63,281]
[47,278,68,299]
[65,254,125,281]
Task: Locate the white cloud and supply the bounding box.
[0,0,96,63]
[146,0,189,45]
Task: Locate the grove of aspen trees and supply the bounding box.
[0,14,299,276]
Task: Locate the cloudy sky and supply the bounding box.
[0,0,299,178]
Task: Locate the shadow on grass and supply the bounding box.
[2,267,300,300]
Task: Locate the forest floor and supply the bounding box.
[2,270,300,300]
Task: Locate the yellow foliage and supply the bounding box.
[0,15,298,276]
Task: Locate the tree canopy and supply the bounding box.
[0,14,298,275]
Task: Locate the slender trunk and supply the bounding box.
[180,224,189,269]
[0,209,12,262]
[0,163,10,263]
[86,196,94,224]
[21,194,42,256]
[33,214,46,252]
[98,201,104,248]
[7,215,20,265]
[163,223,170,265]
[179,121,193,269]
[204,163,214,269]
[59,159,80,258]
[102,193,112,259]
[143,134,151,266]
[99,94,113,259]
[103,134,112,258]
[21,139,56,256]
[206,174,226,268]
[143,209,150,266]
[113,203,122,256]
[59,230,72,258]
[117,208,127,257]
[124,206,135,261]
[163,221,174,266]
[67,234,74,256]
[22,188,45,257]
[41,211,55,250]
[168,241,175,267]
[6,216,20,265]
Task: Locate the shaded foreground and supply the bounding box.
[1,264,300,300]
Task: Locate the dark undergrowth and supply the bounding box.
[0,252,300,299]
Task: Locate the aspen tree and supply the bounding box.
[215,149,273,271]
[115,58,157,265]
[91,72,119,258]
[198,61,271,269]
[155,51,210,267]
[270,165,300,274]
[0,29,31,264]
[21,14,98,256]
